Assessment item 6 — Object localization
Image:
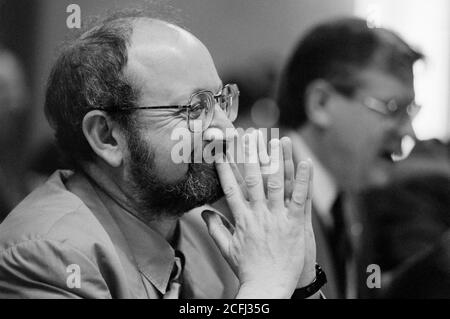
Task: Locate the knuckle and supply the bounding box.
[222,186,236,198]
[295,178,309,190]
[267,180,283,192]
[292,192,307,207]
[297,174,309,183]
[244,174,261,188]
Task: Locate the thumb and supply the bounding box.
[201,210,232,255]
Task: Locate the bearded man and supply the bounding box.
[0,10,322,299]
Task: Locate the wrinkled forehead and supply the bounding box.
[125,19,221,104]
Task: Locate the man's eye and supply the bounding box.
[189,103,205,119]
[219,94,230,105]
[217,95,225,104]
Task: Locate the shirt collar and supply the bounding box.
[66,170,177,295]
[287,130,338,228]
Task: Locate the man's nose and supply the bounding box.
[397,118,417,140]
[203,104,237,142]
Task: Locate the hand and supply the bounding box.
[202,131,315,298]
[210,131,296,232]
[262,134,316,289]
[272,139,316,289]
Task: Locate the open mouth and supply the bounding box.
[378,136,416,163]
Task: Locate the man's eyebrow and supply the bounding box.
[217,82,224,93]
[172,83,224,104]
[211,82,224,96]
[191,82,223,95]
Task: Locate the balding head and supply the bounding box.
[45,12,220,167]
[125,18,220,109]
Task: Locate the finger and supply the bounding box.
[257,130,271,174]
[289,161,311,220]
[306,158,314,201]
[281,137,295,201]
[219,212,236,234]
[216,158,247,217]
[229,158,249,200]
[243,131,265,203]
[305,195,313,233]
[257,130,271,196]
[305,159,314,228]
[267,139,285,209]
[202,211,232,255]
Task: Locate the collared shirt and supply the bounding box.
[0,170,239,298]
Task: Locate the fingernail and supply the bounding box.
[201,210,214,223]
[300,161,309,170]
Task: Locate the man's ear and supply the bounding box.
[82,111,124,168]
[304,79,334,129]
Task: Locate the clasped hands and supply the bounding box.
[202,130,317,299]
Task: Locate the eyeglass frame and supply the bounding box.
[87,83,240,132]
[360,96,421,122]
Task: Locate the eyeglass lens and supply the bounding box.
[188,84,239,132]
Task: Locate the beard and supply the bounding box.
[125,127,223,219]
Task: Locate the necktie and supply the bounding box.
[330,193,351,298]
[163,250,185,299]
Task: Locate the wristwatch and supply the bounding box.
[291,264,327,299]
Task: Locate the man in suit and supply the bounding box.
[277,17,423,298]
[0,9,320,298]
[358,139,450,298]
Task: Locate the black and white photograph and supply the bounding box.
[0,0,449,305]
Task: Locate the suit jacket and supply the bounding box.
[383,231,450,299]
[357,172,450,298]
[312,206,340,298]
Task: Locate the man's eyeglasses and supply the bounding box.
[332,84,421,122]
[88,83,239,132]
[360,96,421,122]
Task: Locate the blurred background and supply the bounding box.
[0,0,449,298]
[0,0,448,153]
